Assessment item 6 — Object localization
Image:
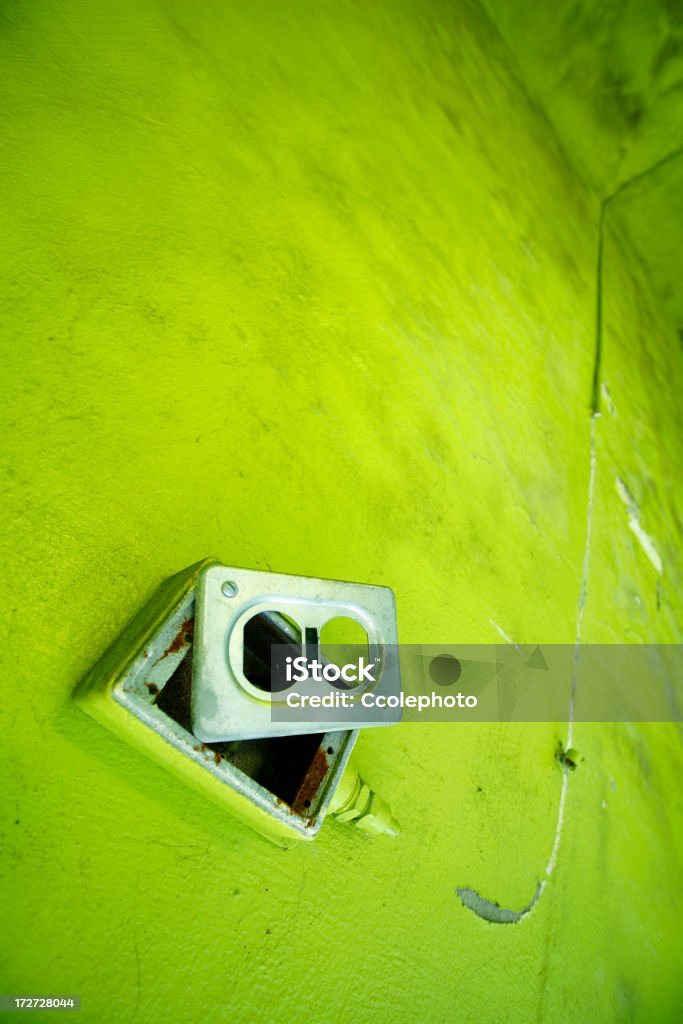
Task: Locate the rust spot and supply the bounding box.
[213,751,222,766]
[291,747,328,817]
[161,616,195,659]
[145,682,160,696]
[155,651,193,730]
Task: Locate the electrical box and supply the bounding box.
[75,558,400,844]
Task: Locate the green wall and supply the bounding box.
[481,0,683,195]
[1,2,682,1021]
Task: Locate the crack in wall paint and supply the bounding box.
[457,416,598,925]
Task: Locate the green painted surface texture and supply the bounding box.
[482,0,683,194]
[1,2,682,1022]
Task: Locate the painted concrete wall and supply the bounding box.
[482,0,683,194]
[1,1,682,1021]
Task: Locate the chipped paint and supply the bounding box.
[616,477,663,574]
[456,882,543,925]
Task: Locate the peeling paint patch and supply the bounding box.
[601,381,615,414]
[615,478,663,574]
[456,882,542,924]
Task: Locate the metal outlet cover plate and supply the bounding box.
[191,565,401,742]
